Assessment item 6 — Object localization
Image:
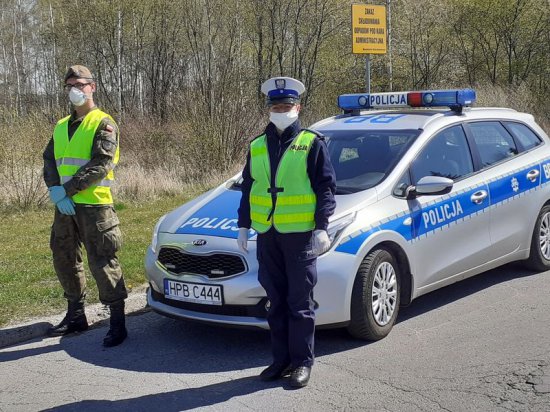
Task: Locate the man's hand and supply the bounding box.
[237,228,249,253]
[313,229,331,255]
[48,186,67,205]
[56,197,76,216]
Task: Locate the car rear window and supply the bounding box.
[468,121,518,167]
[504,122,542,151]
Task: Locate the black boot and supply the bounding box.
[47,301,88,337]
[103,302,128,347]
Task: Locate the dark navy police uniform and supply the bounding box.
[238,119,336,368]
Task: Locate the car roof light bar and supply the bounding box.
[338,89,476,113]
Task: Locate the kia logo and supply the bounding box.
[192,239,207,246]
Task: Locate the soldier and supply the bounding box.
[237,77,336,388]
[43,65,128,347]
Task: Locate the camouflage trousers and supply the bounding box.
[50,205,128,306]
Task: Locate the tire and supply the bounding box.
[347,248,401,341]
[524,204,550,272]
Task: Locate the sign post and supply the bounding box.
[352,4,387,93]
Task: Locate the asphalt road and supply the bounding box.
[1,262,549,412]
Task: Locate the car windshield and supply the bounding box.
[322,129,420,194]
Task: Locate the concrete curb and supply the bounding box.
[0,290,149,349]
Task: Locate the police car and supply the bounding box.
[145,89,550,340]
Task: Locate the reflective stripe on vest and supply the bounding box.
[60,175,114,187]
[249,130,317,234]
[56,158,88,167]
[53,109,119,205]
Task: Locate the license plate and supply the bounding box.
[164,279,223,306]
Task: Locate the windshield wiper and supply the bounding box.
[228,181,242,191]
[335,186,358,194]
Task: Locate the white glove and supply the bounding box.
[313,229,331,255]
[237,227,249,253]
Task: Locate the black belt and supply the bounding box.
[266,187,284,220]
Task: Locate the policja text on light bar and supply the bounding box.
[337,89,477,112]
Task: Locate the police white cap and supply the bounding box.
[261,76,305,106]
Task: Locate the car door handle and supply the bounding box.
[471,190,488,205]
[527,169,540,182]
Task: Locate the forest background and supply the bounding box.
[0,0,549,324]
[0,0,549,208]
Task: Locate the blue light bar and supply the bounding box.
[337,89,476,112]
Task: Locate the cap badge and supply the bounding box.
[275,79,286,89]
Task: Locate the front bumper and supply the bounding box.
[147,287,270,329]
[145,235,359,328]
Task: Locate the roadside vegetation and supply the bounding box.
[0,0,549,325]
[0,193,214,327]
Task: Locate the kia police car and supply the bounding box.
[145,89,550,340]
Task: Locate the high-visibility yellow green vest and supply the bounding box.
[53,109,119,205]
[249,130,317,233]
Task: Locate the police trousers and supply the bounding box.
[50,205,127,306]
[257,229,317,368]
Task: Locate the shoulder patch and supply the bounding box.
[302,128,325,141]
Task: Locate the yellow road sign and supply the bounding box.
[352,4,387,54]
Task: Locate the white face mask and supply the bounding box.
[69,87,88,107]
[269,108,299,131]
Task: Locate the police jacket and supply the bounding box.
[238,119,336,231]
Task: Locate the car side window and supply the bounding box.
[468,121,518,167]
[410,125,474,184]
[504,122,541,151]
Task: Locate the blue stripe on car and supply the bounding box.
[175,190,243,238]
[336,160,547,255]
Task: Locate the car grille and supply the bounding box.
[157,247,246,279]
[150,287,268,318]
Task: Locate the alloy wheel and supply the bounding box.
[371,261,398,326]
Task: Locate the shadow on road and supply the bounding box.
[396,262,538,322]
[1,262,544,411]
[0,262,542,376]
[40,375,287,412]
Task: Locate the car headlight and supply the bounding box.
[151,214,167,254]
[323,212,357,254]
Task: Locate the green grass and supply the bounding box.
[0,193,202,327]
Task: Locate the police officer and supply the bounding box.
[43,65,128,347]
[237,77,336,388]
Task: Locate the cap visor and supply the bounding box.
[267,97,299,106]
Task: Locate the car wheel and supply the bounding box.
[348,248,401,341]
[525,204,550,271]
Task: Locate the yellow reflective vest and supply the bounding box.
[53,109,119,205]
[249,130,317,233]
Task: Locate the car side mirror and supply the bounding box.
[405,176,454,199]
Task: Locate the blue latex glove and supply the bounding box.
[48,186,67,204]
[56,197,76,215]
